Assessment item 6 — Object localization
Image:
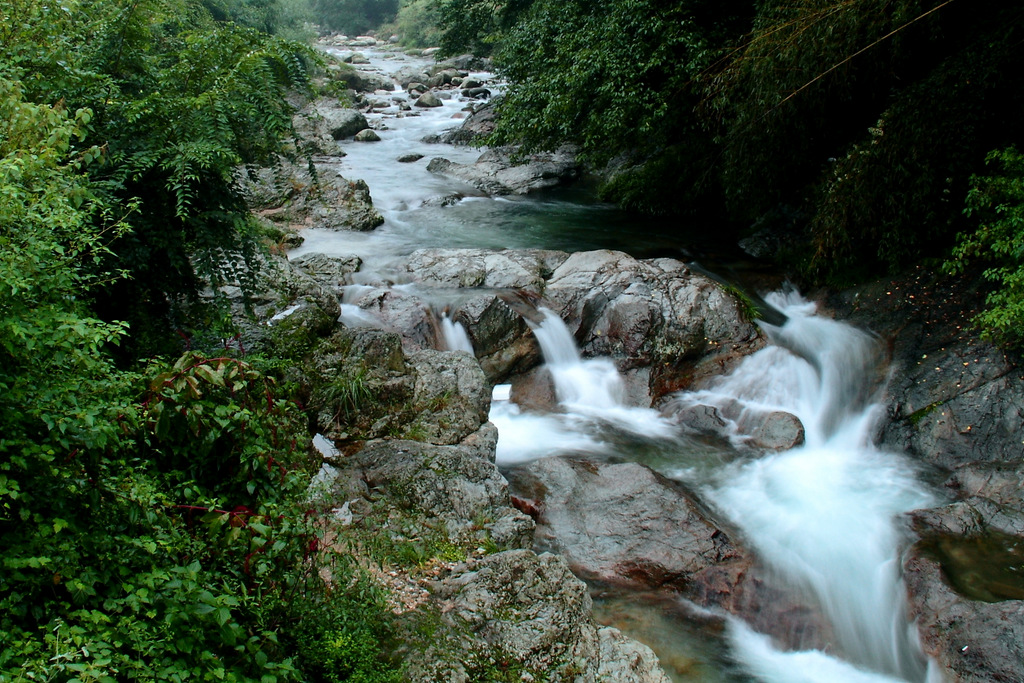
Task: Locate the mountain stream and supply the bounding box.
[298,45,942,683]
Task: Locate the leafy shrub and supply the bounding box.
[945,147,1024,348]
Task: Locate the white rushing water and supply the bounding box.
[686,291,937,682]
[490,308,676,464]
[439,313,474,353]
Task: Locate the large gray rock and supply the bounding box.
[674,403,805,451]
[405,348,491,445]
[454,293,541,381]
[409,550,670,682]
[828,274,1024,472]
[350,430,534,549]
[306,330,490,445]
[506,458,740,588]
[904,465,1024,683]
[405,247,569,292]
[414,92,443,108]
[353,128,381,142]
[544,250,757,401]
[370,247,756,395]
[319,105,369,140]
[427,146,580,195]
[240,158,384,232]
[334,68,395,93]
[289,252,361,287]
[393,65,430,89]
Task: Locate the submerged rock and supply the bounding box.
[505,456,835,653]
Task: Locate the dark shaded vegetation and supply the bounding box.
[429,0,1024,344]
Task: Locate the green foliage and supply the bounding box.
[458,0,1024,285]
[202,0,316,39]
[311,0,399,36]
[290,556,404,682]
[434,0,533,57]
[479,0,751,214]
[2,0,319,355]
[946,147,1024,348]
[707,0,1024,279]
[0,76,133,518]
[388,0,443,48]
[1,5,400,678]
[708,0,1024,281]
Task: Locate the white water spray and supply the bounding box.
[529,308,675,436]
[490,308,675,464]
[440,313,474,353]
[686,291,935,681]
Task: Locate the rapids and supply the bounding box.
[494,293,940,682]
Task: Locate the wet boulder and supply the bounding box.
[455,294,541,381]
[423,100,497,145]
[334,69,395,93]
[505,458,740,588]
[414,92,443,108]
[505,456,835,652]
[316,103,369,140]
[543,249,758,400]
[393,66,429,89]
[353,128,381,142]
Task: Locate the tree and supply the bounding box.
[711,0,1024,281]
[483,0,753,215]
[3,0,316,356]
[946,147,1024,348]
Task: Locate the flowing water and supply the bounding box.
[493,293,940,682]
[300,46,941,683]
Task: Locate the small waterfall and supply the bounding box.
[530,308,675,436]
[338,284,381,327]
[440,313,474,353]
[491,308,676,464]
[532,308,626,410]
[686,291,935,681]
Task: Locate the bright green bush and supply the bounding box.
[946,147,1024,348]
[3,0,319,356]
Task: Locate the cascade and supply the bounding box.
[686,291,936,682]
[439,312,474,353]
